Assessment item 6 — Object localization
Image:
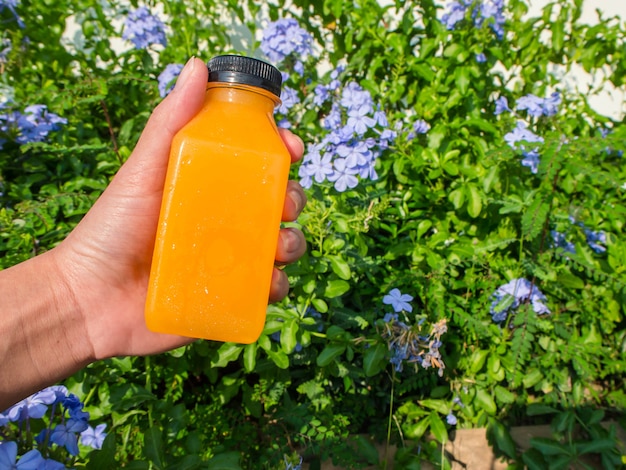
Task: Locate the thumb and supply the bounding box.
[114,57,208,192]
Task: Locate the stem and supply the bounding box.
[99,99,122,164]
[384,369,396,470]
[145,356,154,430]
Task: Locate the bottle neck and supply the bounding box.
[204,83,280,113]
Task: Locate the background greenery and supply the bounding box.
[1,0,625,468]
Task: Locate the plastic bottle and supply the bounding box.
[145,55,290,343]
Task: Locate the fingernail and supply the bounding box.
[173,57,196,92]
[290,186,306,214]
[283,228,300,253]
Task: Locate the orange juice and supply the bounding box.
[145,55,290,343]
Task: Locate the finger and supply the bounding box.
[278,128,305,163]
[268,267,290,303]
[275,227,307,265]
[282,180,307,221]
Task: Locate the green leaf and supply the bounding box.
[494,385,515,404]
[144,426,166,470]
[522,196,549,240]
[429,411,448,443]
[405,417,431,439]
[468,349,489,374]
[577,438,617,455]
[211,343,243,368]
[530,437,571,456]
[206,452,243,470]
[448,188,465,209]
[557,272,585,289]
[455,66,471,95]
[323,279,350,298]
[328,255,352,280]
[466,184,482,218]
[265,348,289,369]
[522,448,548,470]
[316,343,346,367]
[523,369,544,388]
[419,399,450,415]
[526,404,558,416]
[363,343,387,377]
[281,318,299,354]
[243,342,257,373]
[311,297,329,313]
[474,388,497,415]
[487,418,518,459]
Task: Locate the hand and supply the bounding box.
[54,57,307,360]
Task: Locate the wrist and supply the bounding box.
[0,249,94,409]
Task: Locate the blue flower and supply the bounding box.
[327,158,359,192]
[516,92,561,118]
[312,84,330,106]
[494,96,510,115]
[157,63,183,98]
[504,121,544,171]
[0,442,44,469]
[1,105,67,146]
[504,121,543,148]
[278,86,300,115]
[80,424,107,450]
[383,313,399,323]
[261,18,312,73]
[41,459,66,470]
[489,278,550,323]
[383,288,413,313]
[446,413,458,426]
[584,228,607,254]
[346,104,377,135]
[303,150,334,184]
[441,1,468,30]
[520,148,541,174]
[551,230,575,254]
[122,7,167,50]
[50,424,80,456]
[441,0,505,38]
[5,394,49,423]
[407,119,430,140]
[475,52,487,63]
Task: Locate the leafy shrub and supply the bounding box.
[1,0,625,468]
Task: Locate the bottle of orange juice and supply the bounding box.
[145,55,291,343]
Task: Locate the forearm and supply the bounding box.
[0,249,94,410]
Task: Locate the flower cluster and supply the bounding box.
[157,63,183,97]
[489,278,550,323]
[1,385,107,468]
[380,289,447,376]
[260,18,313,75]
[441,0,505,39]
[0,104,67,149]
[297,74,403,192]
[498,92,562,173]
[516,92,561,118]
[552,217,607,255]
[122,7,167,50]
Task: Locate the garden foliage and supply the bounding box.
[1,0,625,468]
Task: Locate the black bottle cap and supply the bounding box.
[207,55,282,98]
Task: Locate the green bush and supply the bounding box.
[1,0,625,468]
